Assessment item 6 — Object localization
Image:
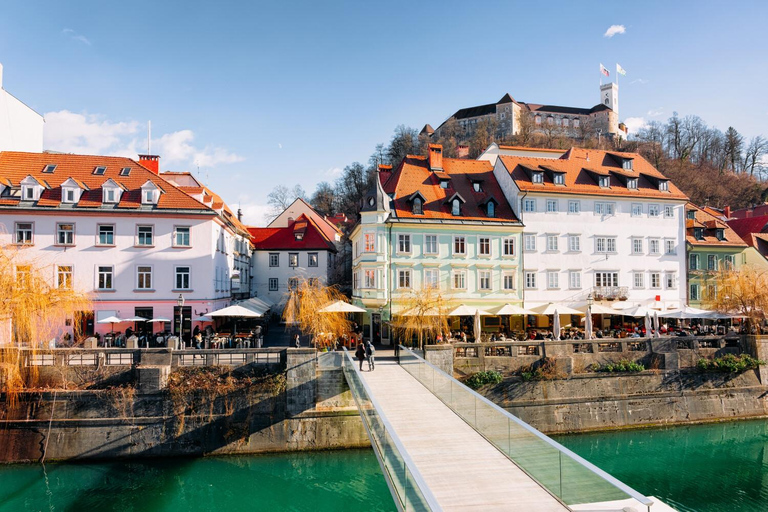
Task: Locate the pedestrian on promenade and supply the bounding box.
[365,341,375,371]
[294,334,301,348]
[355,343,366,371]
[393,340,400,362]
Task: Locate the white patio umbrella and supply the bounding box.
[448,304,492,316]
[553,309,561,340]
[319,300,367,313]
[659,306,713,319]
[192,316,212,322]
[621,305,656,318]
[473,310,481,342]
[530,302,583,316]
[147,317,172,323]
[645,312,653,337]
[489,303,536,316]
[653,311,661,338]
[577,303,622,315]
[208,304,263,318]
[97,315,125,333]
[584,310,593,340]
[122,316,149,322]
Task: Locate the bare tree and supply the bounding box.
[743,136,768,176]
[266,184,307,221]
[310,181,336,216]
[386,125,419,166]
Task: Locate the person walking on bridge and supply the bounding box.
[355,342,366,371]
[365,341,375,371]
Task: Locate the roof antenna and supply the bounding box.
[147,120,152,154]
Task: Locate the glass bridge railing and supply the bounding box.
[399,346,655,512]
[341,348,441,512]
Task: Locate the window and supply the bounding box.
[364,269,376,288]
[633,272,644,289]
[598,176,610,188]
[56,223,75,245]
[289,253,299,267]
[453,236,466,255]
[269,253,279,267]
[689,253,700,270]
[664,205,674,218]
[16,265,30,288]
[503,238,515,257]
[98,225,114,245]
[364,233,375,252]
[424,235,438,255]
[650,272,661,289]
[595,237,617,253]
[687,210,696,220]
[627,178,638,189]
[525,271,537,289]
[119,167,131,176]
[546,199,558,213]
[104,188,117,203]
[308,253,318,267]
[398,234,411,253]
[547,271,559,289]
[532,172,544,184]
[137,266,152,289]
[649,239,660,254]
[574,119,580,128]
[473,182,482,192]
[23,185,36,200]
[622,159,634,170]
[452,270,466,289]
[451,199,461,216]
[569,271,581,289]
[568,234,581,252]
[479,237,491,256]
[478,270,491,290]
[42,164,56,174]
[546,234,558,252]
[487,202,495,218]
[63,188,76,203]
[595,202,615,216]
[594,272,618,288]
[137,225,153,246]
[693,227,704,240]
[174,226,190,247]
[503,273,516,290]
[659,181,669,192]
[724,254,735,269]
[568,200,581,214]
[547,117,553,125]
[439,180,449,189]
[15,222,33,245]
[690,284,700,301]
[631,203,643,217]
[632,238,643,254]
[175,266,191,290]
[535,116,541,125]
[94,266,113,290]
[424,269,439,288]
[524,234,536,252]
[665,239,676,255]
[143,190,155,204]
[562,118,569,128]
[93,166,106,175]
[308,277,318,287]
[412,197,423,214]
[398,269,411,289]
[707,254,717,271]
[289,278,299,290]
[649,204,660,217]
[716,229,725,241]
[523,198,536,212]
[553,173,565,185]
[57,265,73,289]
[666,272,677,289]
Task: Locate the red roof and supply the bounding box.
[249,213,337,251]
[685,204,746,248]
[383,156,519,223]
[727,215,768,253]
[498,148,688,200]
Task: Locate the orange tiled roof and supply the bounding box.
[498,148,688,200]
[383,156,520,223]
[0,152,208,211]
[686,203,746,248]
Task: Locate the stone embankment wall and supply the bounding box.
[0,349,368,463]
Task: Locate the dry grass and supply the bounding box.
[282,279,352,348]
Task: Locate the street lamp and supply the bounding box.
[177,293,185,348]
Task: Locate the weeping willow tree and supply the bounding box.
[391,287,450,350]
[706,265,768,333]
[282,279,352,348]
[0,246,91,402]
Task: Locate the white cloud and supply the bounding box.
[623,117,647,134]
[278,143,283,149]
[604,25,626,38]
[62,28,91,45]
[237,200,271,227]
[324,167,343,178]
[630,78,649,85]
[647,108,664,117]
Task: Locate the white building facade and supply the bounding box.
[0,63,44,153]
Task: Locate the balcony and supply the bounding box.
[592,286,629,301]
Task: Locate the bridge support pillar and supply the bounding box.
[425,345,453,376]
[286,348,318,417]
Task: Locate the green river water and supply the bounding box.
[1,419,767,512]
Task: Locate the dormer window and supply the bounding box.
[659,180,669,191]
[694,227,704,240]
[532,172,544,184]
[487,202,495,218]
[42,164,57,174]
[627,178,638,189]
[295,232,304,241]
[140,181,160,205]
[104,189,116,203]
[119,167,131,176]
[23,186,35,200]
[622,159,633,170]
[101,179,122,205]
[687,210,696,220]
[439,179,450,189]
[553,173,565,185]
[63,188,76,203]
[20,176,43,201]
[452,198,461,216]
[144,190,154,203]
[472,181,482,192]
[598,176,610,188]
[716,229,725,241]
[93,166,106,175]
[413,197,423,215]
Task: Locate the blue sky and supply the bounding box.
[1,1,766,225]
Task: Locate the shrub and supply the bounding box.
[465,370,503,389]
[519,357,561,381]
[594,359,645,373]
[697,354,764,373]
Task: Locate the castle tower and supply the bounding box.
[600,82,619,115]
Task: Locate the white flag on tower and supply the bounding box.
[616,63,627,76]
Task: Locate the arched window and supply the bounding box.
[487,202,495,218]
[452,198,460,216]
[413,197,423,215]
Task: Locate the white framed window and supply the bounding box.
[553,173,565,185]
[546,199,558,213]
[689,253,700,270]
[478,270,492,291]
[546,234,558,252]
[574,119,580,128]
[398,269,411,289]
[707,254,718,271]
[532,172,544,184]
[174,226,191,247]
[269,278,278,291]
[503,272,516,290]
[524,234,536,252]
[269,253,279,267]
[665,272,677,289]
[136,225,153,246]
[97,266,113,290]
[453,236,466,255]
[650,272,661,289]
[502,237,515,257]
[142,189,155,204]
[452,270,466,289]
[15,222,33,245]
[546,271,559,289]
[649,239,660,255]
[525,271,537,289]
[631,203,643,217]
[690,283,700,301]
[568,234,581,252]
[62,188,76,203]
[632,238,643,254]
[568,200,581,214]
[424,268,439,288]
[595,237,617,253]
[175,266,191,290]
[137,265,153,290]
[627,178,638,189]
[595,202,615,216]
[398,234,411,253]
[598,176,610,188]
[364,233,375,252]
[569,271,581,289]
[57,265,73,289]
[364,269,376,288]
[308,253,318,267]
[659,181,669,192]
[523,198,536,212]
[103,187,118,203]
[664,205,674,218]
[56,223,75,246]
[633,272,644,289]
[353,272,359,290]
[478,237,491,256]
[424,234,438,255]
[724,254,735,269]
[97,224,115,246]
[289,253,299,267]
[289,278,299,290]
[649,204,660,217]
[665,239,676,255]
[14,265,30,288]
[595,271,619,287]
[451,198,461,216]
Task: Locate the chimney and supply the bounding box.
[428,144,443,172]
[457,145,469,159]
[723,206,731,219]
[138,154,160,174]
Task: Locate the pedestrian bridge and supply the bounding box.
[342,347,675,512]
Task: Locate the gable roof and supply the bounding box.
[382,155,520,223]
[727,215,768,253]
[686,204,746,248]
[498,148,688,200]
[248,213,337,252]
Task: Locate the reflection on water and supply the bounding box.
[556,419,768,512]
[0,449,394,512]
